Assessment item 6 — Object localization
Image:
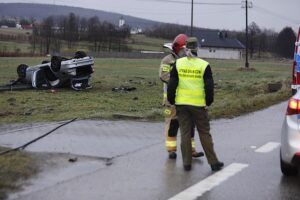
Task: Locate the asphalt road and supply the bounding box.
[1,101,299,200]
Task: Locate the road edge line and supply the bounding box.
[168,163,249,200]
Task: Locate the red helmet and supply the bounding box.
[172,34,188,54]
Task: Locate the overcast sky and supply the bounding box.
[1,0,299,32]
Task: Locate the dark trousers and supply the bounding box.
[164,106,197,152]
[176,105,219,166]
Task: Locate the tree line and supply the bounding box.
[0,19,16,27]
[30,13,130,54]
[233,22,296,59]
[145,22,297,58]
[0,18,33,27]
[3,13,296,58]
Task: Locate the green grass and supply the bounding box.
[0,57,293,123]
[0,41,32,53]
[0,28,32,35]
[209,59,292,118]
[0,57,163,122]
[127,35,167,51]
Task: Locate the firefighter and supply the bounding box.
[167,37,224,171]
[159,34,204,159]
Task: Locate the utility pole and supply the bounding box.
[245,0,249,68]
[191,0,194,36]
[242,0,252,68]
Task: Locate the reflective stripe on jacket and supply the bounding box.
[175,57,208,107]
[159,54,176,106]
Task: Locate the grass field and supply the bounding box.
[127,34,168,51]
[0,57,293,123]
[0,28,32,35]
[0,41,32,53]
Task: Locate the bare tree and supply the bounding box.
[41,16,54,54]
[79,17,88,40]
[29,13,131,54]
[276,27,296,58]
[248,22,261,58]
[257,32,267,58]
[57,15,67,40]
[66,13,79,48]
[29,23,39,54]
[87,16,100,51]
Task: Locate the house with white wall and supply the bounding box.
[195,30,245,60]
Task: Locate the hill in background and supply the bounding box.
[0,3,161,29]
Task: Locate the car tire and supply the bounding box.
[74,51,87,59]
[50,56,62,72]
[280,152,298,176]
[17,64,28,79]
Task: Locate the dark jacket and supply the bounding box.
[167,59,214,106]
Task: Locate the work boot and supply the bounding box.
[168,152,177,159]
[192,151,204,158]
[211,161,224,171]
[184,165,192,171]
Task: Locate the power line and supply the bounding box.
[144,0,241,6]
[253,5,300,25]
[107,7,241,16]
[194,8,242,16]
[146,0,242,36]
[0,118,77,156]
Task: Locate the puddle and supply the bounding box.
[9,153,107,200]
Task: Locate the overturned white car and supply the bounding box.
[14,51,94,91]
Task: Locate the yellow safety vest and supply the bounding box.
[175,57,208,107]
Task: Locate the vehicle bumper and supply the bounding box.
[281,115,300,165]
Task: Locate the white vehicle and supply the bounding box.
[280,27,300,176]
[13,51,94,91]
[280,92,300,176]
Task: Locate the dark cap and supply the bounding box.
[186,37,199,50]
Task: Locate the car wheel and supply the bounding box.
[280,152,298,176]
[74,51,87,59]
[50,56,62,72]
[17,64,28,79]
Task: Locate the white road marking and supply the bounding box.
[168,163,248,200]
[255,142,280,153]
